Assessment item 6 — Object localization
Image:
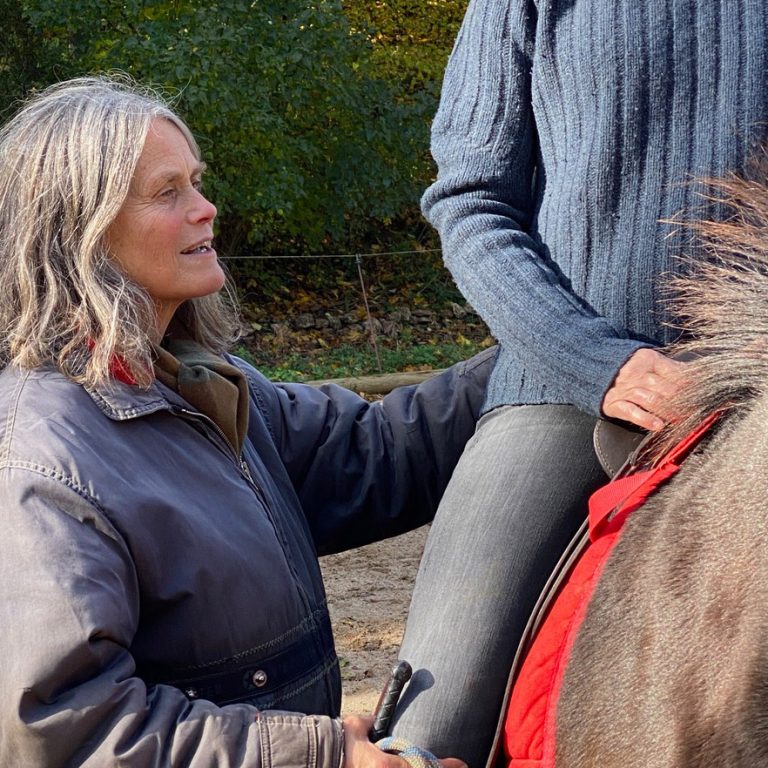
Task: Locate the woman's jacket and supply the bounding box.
[0,347,494,767]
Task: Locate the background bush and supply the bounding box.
[0,0,467,259]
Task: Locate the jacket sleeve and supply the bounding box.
[0,467,344,768]
[422,0,647,415]
[250,347,496,554]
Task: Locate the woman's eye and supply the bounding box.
[192,178,203,192]
[159,188,177,199]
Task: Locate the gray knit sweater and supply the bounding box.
[423,0,767,416]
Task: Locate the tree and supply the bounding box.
[3,0,440,255]
[343,0,468,98]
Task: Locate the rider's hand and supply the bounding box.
[601,348,686,432]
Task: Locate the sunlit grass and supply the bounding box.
[235,340,487,382]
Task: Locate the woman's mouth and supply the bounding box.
[181,240,213,255]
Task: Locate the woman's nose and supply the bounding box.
[189,188,217,223]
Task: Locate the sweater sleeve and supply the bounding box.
[422,0,649,415]
[0,468,344,768]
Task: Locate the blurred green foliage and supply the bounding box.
[0,0,467,259]
[343,0,466,97]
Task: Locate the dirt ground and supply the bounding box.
[319,525,429,716]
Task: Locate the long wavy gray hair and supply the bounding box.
[0,74,239,388]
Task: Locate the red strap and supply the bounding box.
[588,465,674,540]
[505,411,723,767]
[588,412,720,540]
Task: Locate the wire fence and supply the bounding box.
[224,248,441,370]
[223,248,483,375]
[221,247,442,260]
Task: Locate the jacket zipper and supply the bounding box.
[173,406,257,487]
[171,405,279,529]
[171,405,317,613]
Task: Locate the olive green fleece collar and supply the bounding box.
[153,338,249,455]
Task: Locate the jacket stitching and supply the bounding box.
[84,386,171,420]
[171,604,331,672]
[306,714,318,768]
[459,345,497,375]
[0,459,107,512]
[238,362,277,443]
[256,713,272,768]
[1,369,28,465]
[269,656,339,705]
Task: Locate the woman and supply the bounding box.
[0,76,489,767]
[392,1,768,766]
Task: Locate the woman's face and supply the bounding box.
[105,118,225,336]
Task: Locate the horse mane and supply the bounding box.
[647,145,768,460]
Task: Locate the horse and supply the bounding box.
[555,162,768,766]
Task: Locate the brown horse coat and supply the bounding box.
[557,399,768,766]
[555,163,768,766]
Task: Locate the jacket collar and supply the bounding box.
[83,378,191,422]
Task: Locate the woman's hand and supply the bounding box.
[601,348,686,432]
[342,716,467,768]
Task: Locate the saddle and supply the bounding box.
[592,417,648,477]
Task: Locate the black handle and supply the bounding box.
[369,660,412,741]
